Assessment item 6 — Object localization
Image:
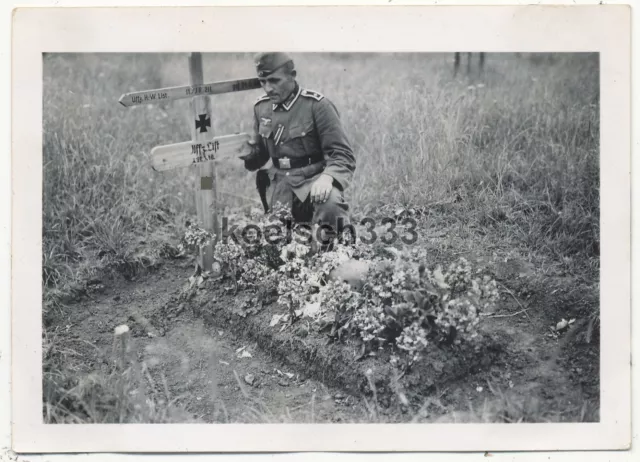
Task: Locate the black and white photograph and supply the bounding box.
[41,50,602,425]
[9,5,631,455]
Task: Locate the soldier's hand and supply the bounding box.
[311,174,334,204]
[248,135,260,148]
[239,137,262,171]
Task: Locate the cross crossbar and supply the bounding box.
[118,77,261,107]
[150,133,252,172]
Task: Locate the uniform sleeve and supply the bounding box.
[242,106,270,171]
[313,98,356,191]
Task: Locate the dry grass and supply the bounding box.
[42,326,197,423]
[223,368,598,424]
[42,52,599,423]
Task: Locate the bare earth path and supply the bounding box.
[56,261,366,423]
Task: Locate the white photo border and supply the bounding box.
[10,4,631,453]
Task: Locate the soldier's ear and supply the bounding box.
[290,69,297,79]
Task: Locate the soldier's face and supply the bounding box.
[259,68,296,104]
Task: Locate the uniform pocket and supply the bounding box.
[285,122,316,157]
[287,123,312,141]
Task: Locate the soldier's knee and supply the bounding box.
[314,188,347,221]
[312,188,354,245]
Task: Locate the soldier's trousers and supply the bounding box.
[291,188,354,247]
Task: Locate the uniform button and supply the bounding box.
[301,131,306,136]
[286,172,290,176]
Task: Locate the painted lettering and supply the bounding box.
[191,152,215,164]
[191,143,219,160]
[204,140,220,153]
[232,79,258,92]
[190,147,217,164]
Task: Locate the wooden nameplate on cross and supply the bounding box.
[150,133,252,172]
[118,77,261,107]
[118,52,261,272]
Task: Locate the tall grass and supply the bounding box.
[43,53,599,305]
[43,52,599,423]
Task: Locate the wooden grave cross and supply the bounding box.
[118,52,262,272]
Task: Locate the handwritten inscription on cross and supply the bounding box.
[118,52,261,272]
[195,114,211,133]
[192,140,220,155]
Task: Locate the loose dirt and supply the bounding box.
[54,262,369,423]
[51,249,598,423]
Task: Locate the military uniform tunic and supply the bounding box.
[245,84,356,226]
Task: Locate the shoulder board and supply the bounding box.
[301,89,324,102]
[254,94,270,106]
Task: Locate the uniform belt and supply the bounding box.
[272,155,323,170]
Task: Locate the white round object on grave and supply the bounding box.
[114,325,130,336]
[328,259,370,290]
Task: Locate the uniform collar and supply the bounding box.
[273,84,301,112]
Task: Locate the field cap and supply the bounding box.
[254,52,294,78]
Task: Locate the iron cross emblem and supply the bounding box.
[195,114,211,133]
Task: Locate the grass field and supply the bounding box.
[42,52,600,424]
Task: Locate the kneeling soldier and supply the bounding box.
[240,52,356,247]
